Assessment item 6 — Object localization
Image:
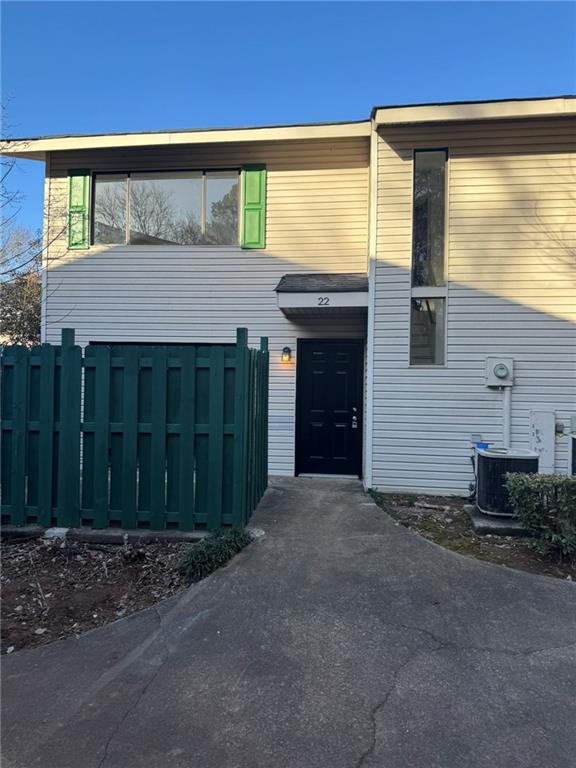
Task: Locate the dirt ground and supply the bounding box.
[1,538,191,655]
[370,491,576,582]
[4,495,573,655]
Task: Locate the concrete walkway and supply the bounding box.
[2,478,576,768]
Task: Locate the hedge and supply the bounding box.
[177,528,253,584]
[505,473,576,559]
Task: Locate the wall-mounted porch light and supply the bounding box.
[281,346,292,363]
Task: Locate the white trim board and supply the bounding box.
[277,292,368,311]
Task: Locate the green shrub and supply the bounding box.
[505,473,576,559]
[177,528,253,584]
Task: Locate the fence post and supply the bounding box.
[246,350,256,519]
[57,328,81,527]
[260,337,269,499]
[232,328,248,527]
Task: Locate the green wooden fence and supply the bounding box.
[0,328,268,531]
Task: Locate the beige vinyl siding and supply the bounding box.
[373,117,576,493]
[43,138,369,476]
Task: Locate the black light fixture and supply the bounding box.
[281,346,292,363]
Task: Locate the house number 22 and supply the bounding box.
[317,297,330,306]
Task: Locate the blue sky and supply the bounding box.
[2,1,575,230]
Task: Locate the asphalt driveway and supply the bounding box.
[2,477,576,768]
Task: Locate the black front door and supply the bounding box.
[295,339,363,477]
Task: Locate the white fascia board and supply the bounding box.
[373,97,576,126]
[0,122,372,159]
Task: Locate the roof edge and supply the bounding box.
[372,95,576,126]
[3,96,574,160]
[275,272,369,293]
[0,120,372,159]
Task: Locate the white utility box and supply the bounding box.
[485,357,514,387]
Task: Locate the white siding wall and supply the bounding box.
[43,139,369,475]
[372,117,576,493]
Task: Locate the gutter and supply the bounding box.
[363,119,378,490]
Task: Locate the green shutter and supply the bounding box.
[68,170,90,249]
[241,165,266,249]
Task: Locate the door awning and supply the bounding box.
[275,273,368,317]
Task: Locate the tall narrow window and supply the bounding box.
[410,150,447,365]
[412,150,446,287]
[410,298,445,366]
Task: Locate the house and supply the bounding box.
[2,96,575,495]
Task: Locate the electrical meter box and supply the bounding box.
[485,357,514,387]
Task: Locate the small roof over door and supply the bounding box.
[275,273,368,317]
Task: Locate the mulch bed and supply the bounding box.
[1,538,191,655]
[371,492,576,582]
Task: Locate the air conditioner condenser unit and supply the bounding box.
[476,447,538,517]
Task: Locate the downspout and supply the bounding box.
[40,152,51,343]
[364,120,378,489]
[502,387,512,449]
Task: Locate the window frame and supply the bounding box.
[90,168,241,247]
[408,148,449,367]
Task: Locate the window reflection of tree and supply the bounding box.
[205,184,239,245]
[412,163,445,287]
[94,181,126,243]
[94,177,239,246]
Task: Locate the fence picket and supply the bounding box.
[246,350,255,519]
[263,341,269,495]
[121,347,138,529]
[57,332,81,527]
[10,347,28,525]
[207,346,225,530]
[233,329,248,527]
[37,344,55,526]
[92,345,111,527]
[150,347,167,530]
[179,346,196,530]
